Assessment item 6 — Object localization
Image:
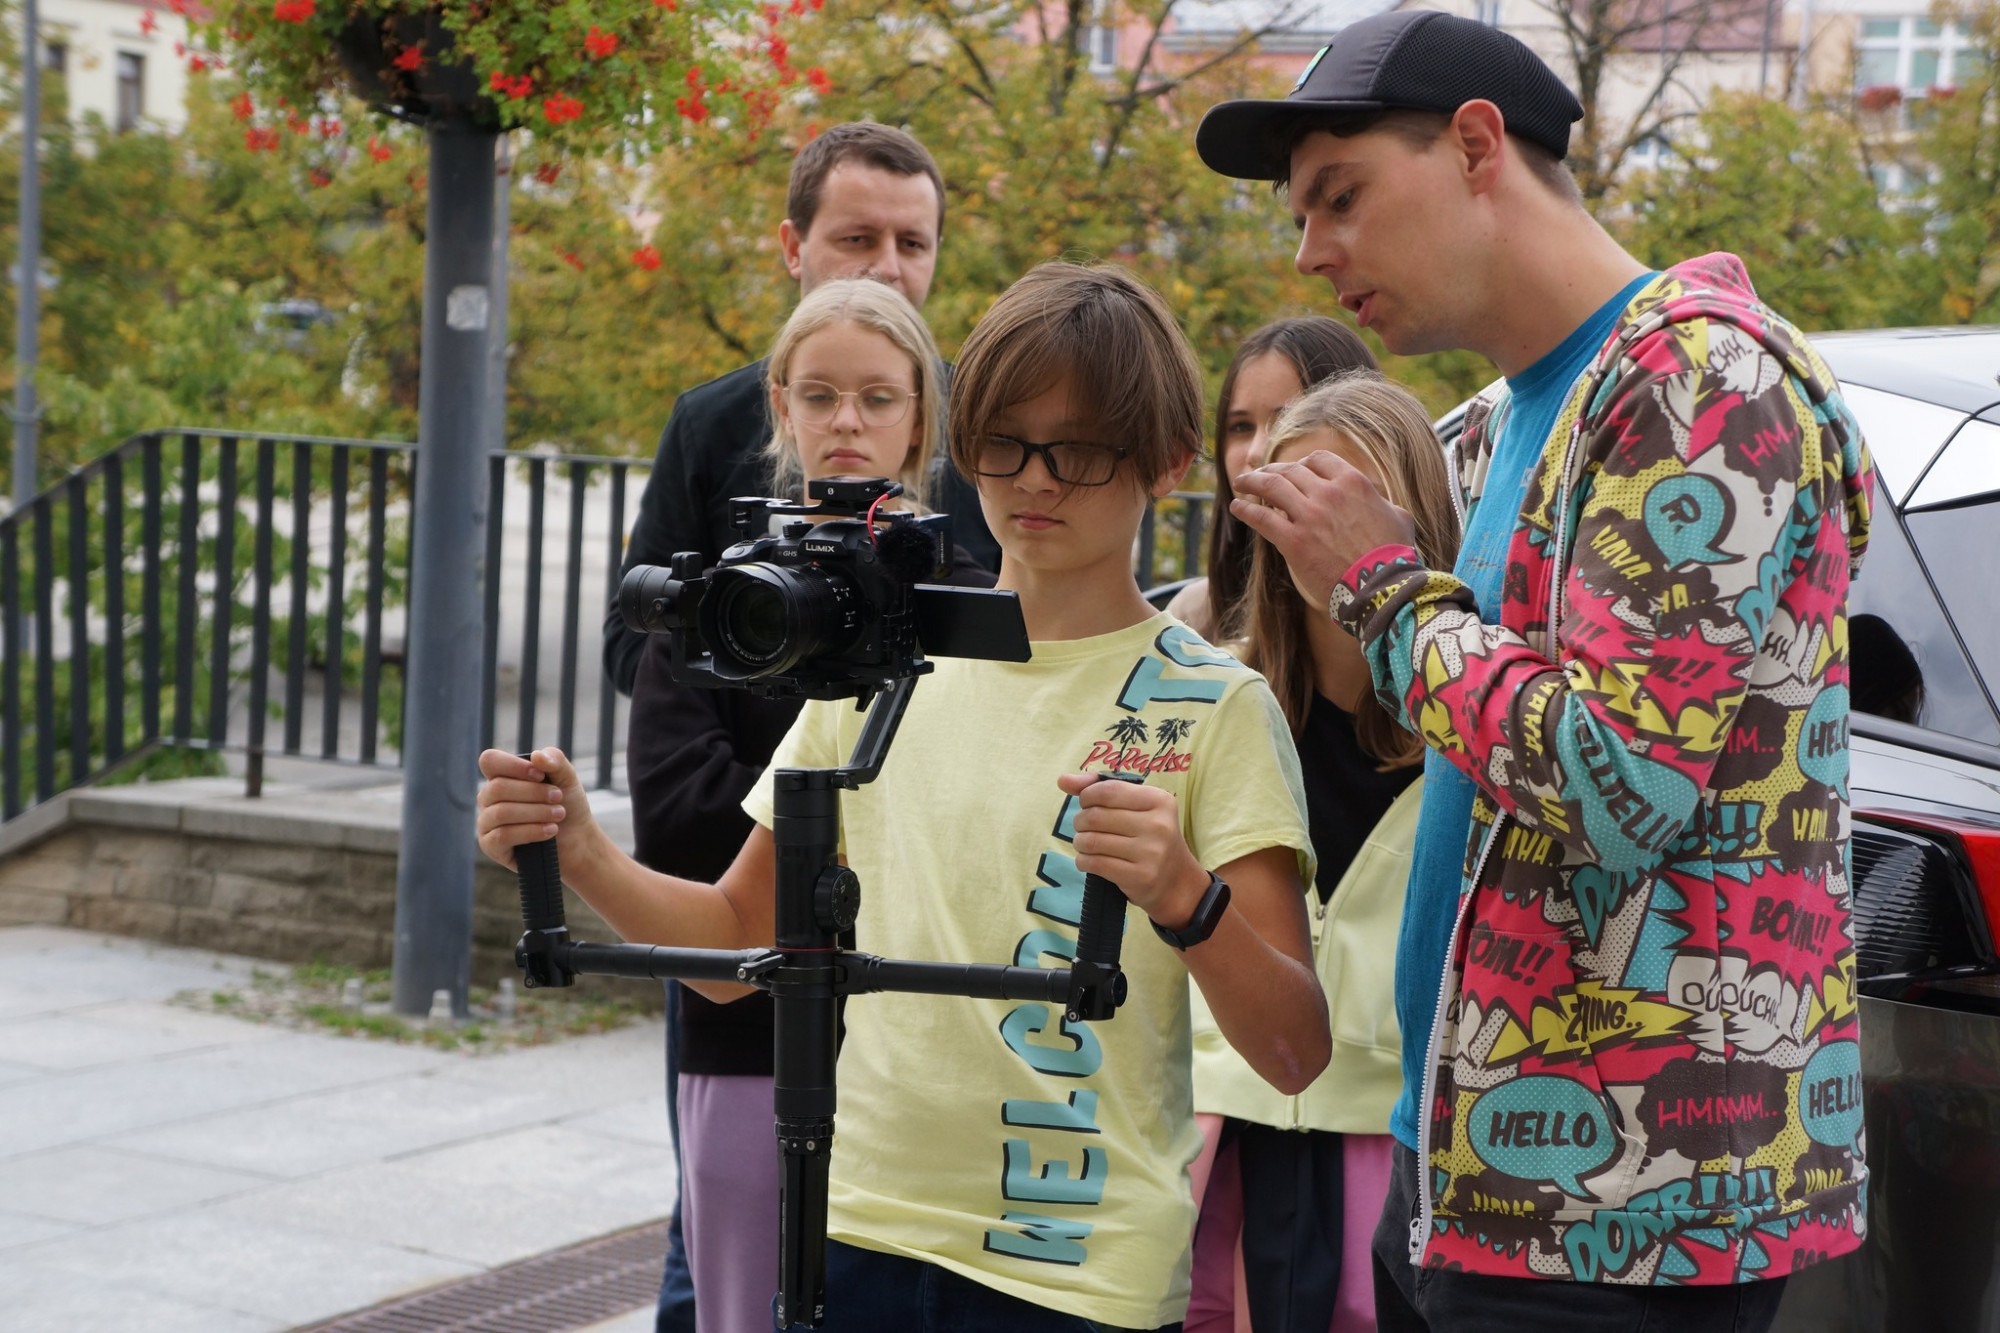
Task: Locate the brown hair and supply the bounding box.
[763,279,943,509]
[1283,108,1582,206]
[1204,318,1378,638]
[948,263,1204,494]
[1239,371,1461,767]
[787,123,946,239]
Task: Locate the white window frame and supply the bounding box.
[1082,0,1118,74]
[1854,15,1975,96]
[115,51,146,132]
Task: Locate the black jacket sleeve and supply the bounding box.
[604,363,775,696]
[625,631,800,879]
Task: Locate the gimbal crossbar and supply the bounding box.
[513,676,1133,1328]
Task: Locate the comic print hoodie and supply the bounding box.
[1331,254,1875,1285]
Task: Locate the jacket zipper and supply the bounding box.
[1445,436,1468,531]
[1297,891,1332,1129]
[1410,813,1505,1264]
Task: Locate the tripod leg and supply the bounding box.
[770,768,842,1328]
[776,1114,832,1329]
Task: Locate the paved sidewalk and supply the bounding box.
[0,926,675,1332]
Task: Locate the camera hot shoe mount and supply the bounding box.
[512,677,1135,1329]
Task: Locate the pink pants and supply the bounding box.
[1186,1119,1394,1333]
[678,1073,781,1333]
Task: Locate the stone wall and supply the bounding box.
[0,782,646,1003]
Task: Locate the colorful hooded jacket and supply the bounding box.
[1330,254,1875,1285]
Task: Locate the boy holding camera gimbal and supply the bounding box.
[478,263,1328,1333]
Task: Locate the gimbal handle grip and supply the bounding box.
[515,759,567,936]
[1072,772,1141,999]
[1076,871,1127,973]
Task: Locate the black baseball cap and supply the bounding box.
[1196,10,1585,182]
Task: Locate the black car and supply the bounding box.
[1770,328,2000,1331]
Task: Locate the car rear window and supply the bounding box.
[1854,500,2000,744]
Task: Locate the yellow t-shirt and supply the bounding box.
[743,612,1312,1329]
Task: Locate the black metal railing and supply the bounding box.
[0,429,1214,825]
[0,429,415,819]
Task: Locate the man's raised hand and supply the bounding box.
[1230,451,1417,611]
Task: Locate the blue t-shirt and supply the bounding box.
[1388,272,1656,1151]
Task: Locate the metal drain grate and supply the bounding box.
[300,1219,670,1333]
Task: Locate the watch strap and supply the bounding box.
[1152,870,1231,951]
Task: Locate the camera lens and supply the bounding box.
[723,579,788,662]
[618,564,687,634]
[704,563,859,680]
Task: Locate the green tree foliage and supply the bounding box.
[1920,0,2000,322]
[1613,93,1926,330]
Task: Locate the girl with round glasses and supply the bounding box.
[764,278,942,510]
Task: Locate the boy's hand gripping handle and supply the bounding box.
[1066,772,1139,1023]
[514,761,575,988]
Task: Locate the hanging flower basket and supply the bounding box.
[195,0,810,155]
[331,9,495,129]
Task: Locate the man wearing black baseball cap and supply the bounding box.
[1201,11,1875,1333]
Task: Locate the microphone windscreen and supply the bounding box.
[875,521,947,584]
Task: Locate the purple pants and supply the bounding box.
[678,1072,781,1333]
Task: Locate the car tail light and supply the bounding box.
[1850,813,2000,983]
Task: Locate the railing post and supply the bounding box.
[392,121,498,1020]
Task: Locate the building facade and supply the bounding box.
[35,0,191,134]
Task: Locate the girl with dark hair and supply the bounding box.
[1186,372,1461,1333]
[1166,319,1376,638]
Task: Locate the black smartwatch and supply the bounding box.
[1151,871,1231,951]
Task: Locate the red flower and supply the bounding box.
[272,0,315,22]
[1857,83,1902,112]
[169,0,189,12]
[287,113,309,134]
[789,0,805,13]
[542,93,584,124]
[244,126,281,151]
[367,136,392,162]
[585,26,619,58]
[308,168,332,188]
[805,121,820,139]
[139,10,158,35]
[655,0,678,9]
[393,46,423,71]
[491,73,534,99]
[534,162,561,184]
[187,55,209,73]
[674,94,708,123]
[318,117,341,138]
[806,66,830,93]
[231,92,254,120]
[560,250,584,271]
[632,245,662,270]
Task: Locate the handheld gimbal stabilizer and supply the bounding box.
[511,480,1135,1328]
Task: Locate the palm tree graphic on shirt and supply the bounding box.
[1107,717,1150,749]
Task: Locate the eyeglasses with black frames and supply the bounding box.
[973,434,1131,488]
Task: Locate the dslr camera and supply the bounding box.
[619,475,1025,700]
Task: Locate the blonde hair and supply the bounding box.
[763,279,943,509]
[1239,371,1462,766]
